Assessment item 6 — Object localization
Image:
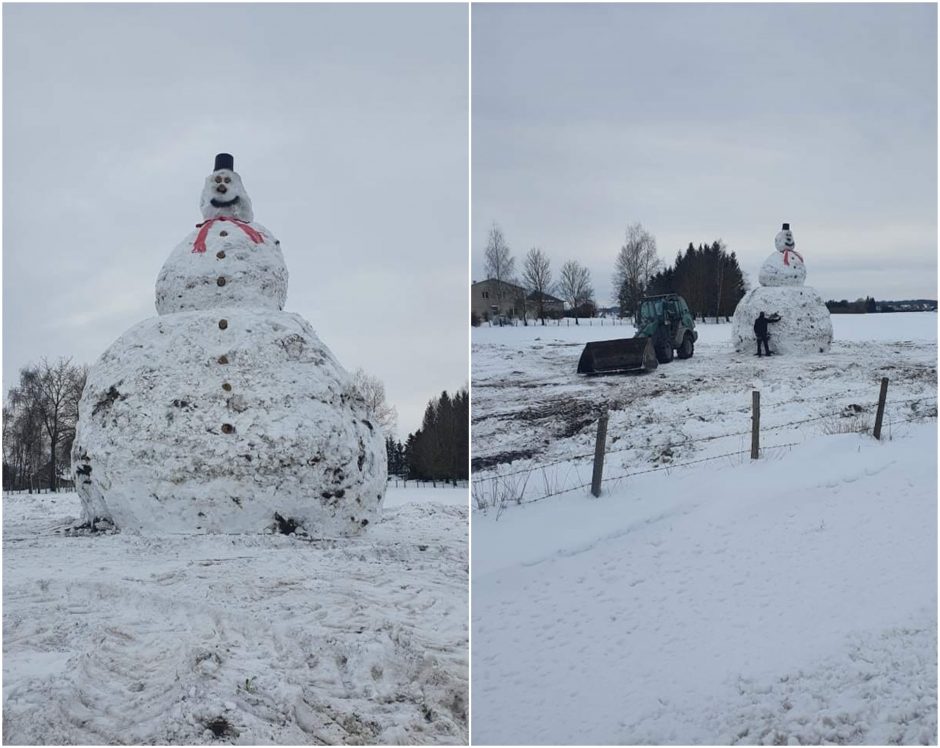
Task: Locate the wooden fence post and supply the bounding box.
[591,409,609,497]
[873,377,889,440]
[751,390,760,459]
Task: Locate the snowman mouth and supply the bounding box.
[210,195,241,208]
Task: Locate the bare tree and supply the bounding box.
[34,359,86,491]
[7,358,86,492]
[3,390,45,492]
[558,260,594,325]
[352,368,398,436]
[483,223,515,318]
[613,223,661,318]
[522,247,553,325]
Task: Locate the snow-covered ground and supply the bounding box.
[383,483,468,509]
[3,484,468,745]
[471,312,937,745]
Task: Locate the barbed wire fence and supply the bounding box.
[472,378,937,517]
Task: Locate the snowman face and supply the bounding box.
[774,229,796,253]
[200,169,254,221]
[205,170,241,206]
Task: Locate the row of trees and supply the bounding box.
[825,297,877,314]
[483,224,596,324]
[386,388,469,482]
[484,221,748,323]
[3,358,87,492]
[646,241,748,320]
[825,298,938,313]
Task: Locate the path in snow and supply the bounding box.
[473,427,936,745]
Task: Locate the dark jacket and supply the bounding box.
[754,313,779,337]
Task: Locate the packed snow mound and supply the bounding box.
[155,221,287,315]
[732,286,833,354]
[758,249,806,286]
[75,154,388,536]
[72,309,386,535]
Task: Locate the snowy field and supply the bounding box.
[471,312,937,745]
[3,484,468,745]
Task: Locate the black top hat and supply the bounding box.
[214,153,234,172]
[781,223,790,230]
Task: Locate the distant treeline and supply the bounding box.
[825,297,937,314]
[386,388,469,483]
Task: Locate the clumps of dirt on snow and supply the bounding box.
[65,517,116,535]
[512,399,596,425]
[498,396,609,440]
[92,385,125,417]
[910,400,938,419]
[202,716,239,740]
[555,414,596,440]
[471,449,537,472]
[272,513,300,535]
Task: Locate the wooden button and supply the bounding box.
[217,277,226,287]
[222,383,232,392]
[218,355,229,365]
[221,423,234,434]
[216,251,226,259]
[218,319,228,330]
[219,230,229,237]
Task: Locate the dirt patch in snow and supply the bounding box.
[472,324,937,479]
[471,449,538,472]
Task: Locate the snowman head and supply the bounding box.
[774,223,795,253]
[200,153,254,222]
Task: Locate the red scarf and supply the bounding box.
[782,248,803,266]
[192,217,265,253]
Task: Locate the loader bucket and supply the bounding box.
[577,337,659,375]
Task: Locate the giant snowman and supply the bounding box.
[72,154,387,535]
[731,223,832,355]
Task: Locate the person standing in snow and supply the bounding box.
[753,311,780,356]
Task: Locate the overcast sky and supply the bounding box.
[472,3,937,306]
[4,3,467,437]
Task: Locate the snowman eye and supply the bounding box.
[224,177,231,184]
[215,176,222,183]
